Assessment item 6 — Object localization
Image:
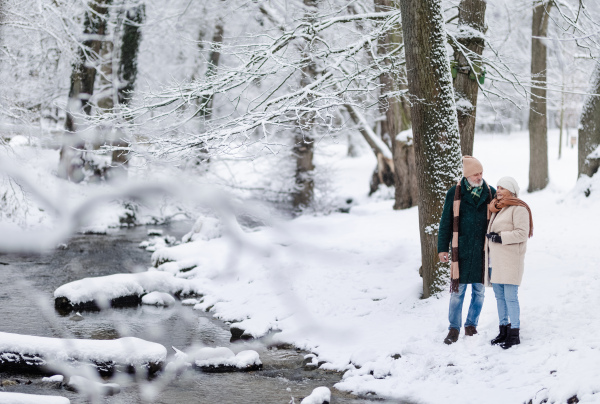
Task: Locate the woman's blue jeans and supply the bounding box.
[448,283,485,330]
[492,282,520,329]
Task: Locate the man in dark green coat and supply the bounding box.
[437,156,496,345]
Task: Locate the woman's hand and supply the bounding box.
[486,232,502,243]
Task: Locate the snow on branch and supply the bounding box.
[93,5,403,161]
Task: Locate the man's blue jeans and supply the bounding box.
[448,283,485,330]
[492,283,520,329]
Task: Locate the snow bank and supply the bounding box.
[137,131,600,403]
[301,387,331,404]
[0,392,69,404]
[54,271,194,310]
[0,332,166,375]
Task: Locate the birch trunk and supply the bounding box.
[399,0,463,298]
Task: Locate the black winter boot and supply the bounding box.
[500,328,520,349]
[490,324,511,345]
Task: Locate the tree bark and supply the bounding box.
[399,0,463,298]
[199,19,224,120]
[578,64,600,179]
[528,1,552,192]
[110,3,145,175]
[373,0,417,210]
[452,0,486,156]
[292,0,318,211]
[58,0,111,181]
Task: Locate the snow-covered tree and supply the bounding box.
[578,64,600,178]
[528,0,552,192]
[399,0,462,297]
[450,0,487,156]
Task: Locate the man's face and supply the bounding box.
[466,172,483,187]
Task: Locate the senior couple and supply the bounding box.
[437,156,534,349]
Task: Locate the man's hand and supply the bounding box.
[438,252,449,262]
[486,232,502,244]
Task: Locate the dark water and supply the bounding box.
[0,223,392,404]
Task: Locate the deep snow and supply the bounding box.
[3,129,600,403]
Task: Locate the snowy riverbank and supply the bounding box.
[4,129,600,403]
[142,130,599,403]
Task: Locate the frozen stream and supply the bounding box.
[0,223,392,404]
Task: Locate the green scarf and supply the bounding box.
[464,178,483,201]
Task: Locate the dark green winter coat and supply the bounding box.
[437,178,496,284]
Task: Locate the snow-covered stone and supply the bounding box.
[0,332,166,375]
[301,387,331,404]
[142,291,176,306]
[169,346,261,372]
[66,375,120,396]
[0,392,69,404]
[42,375,64,383]
[54,271,193,311]
[182,216,221,243]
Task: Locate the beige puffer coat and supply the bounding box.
[484,205,530,286]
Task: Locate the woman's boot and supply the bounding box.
[490,324,511,345]
[500,328,520,349]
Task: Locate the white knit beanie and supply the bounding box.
[497,176,520,197]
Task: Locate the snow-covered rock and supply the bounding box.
[54,271,194,311]
[301,387,331,404]
[66,375,120,396]
[0,392,69,404]
[169,346,262,372]
[42,375,64,383]
[182,216,221,243]
[0,332,166,376]
[139,235,177,252]
[142,291,176,306]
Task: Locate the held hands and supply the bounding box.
[486,232,502,244]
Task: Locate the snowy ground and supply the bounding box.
[3,129,599,403]
[145,130,599,404]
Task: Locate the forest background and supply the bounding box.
[1,0,600,402]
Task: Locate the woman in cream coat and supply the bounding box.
[484,176,533,350]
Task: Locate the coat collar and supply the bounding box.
[461,178,491,208]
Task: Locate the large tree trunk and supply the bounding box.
[578,64,600,179]
[452,0,486,156]
[292,0,318,211]
[399,0,463,298]
[110,3,145,175]
[199,19,224,120]
[58,0,111,182]
[528,1,552,192]
[373,0,417,210]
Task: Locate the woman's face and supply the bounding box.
[496,185,512,200]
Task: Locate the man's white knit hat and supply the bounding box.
[497,176,520,197]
